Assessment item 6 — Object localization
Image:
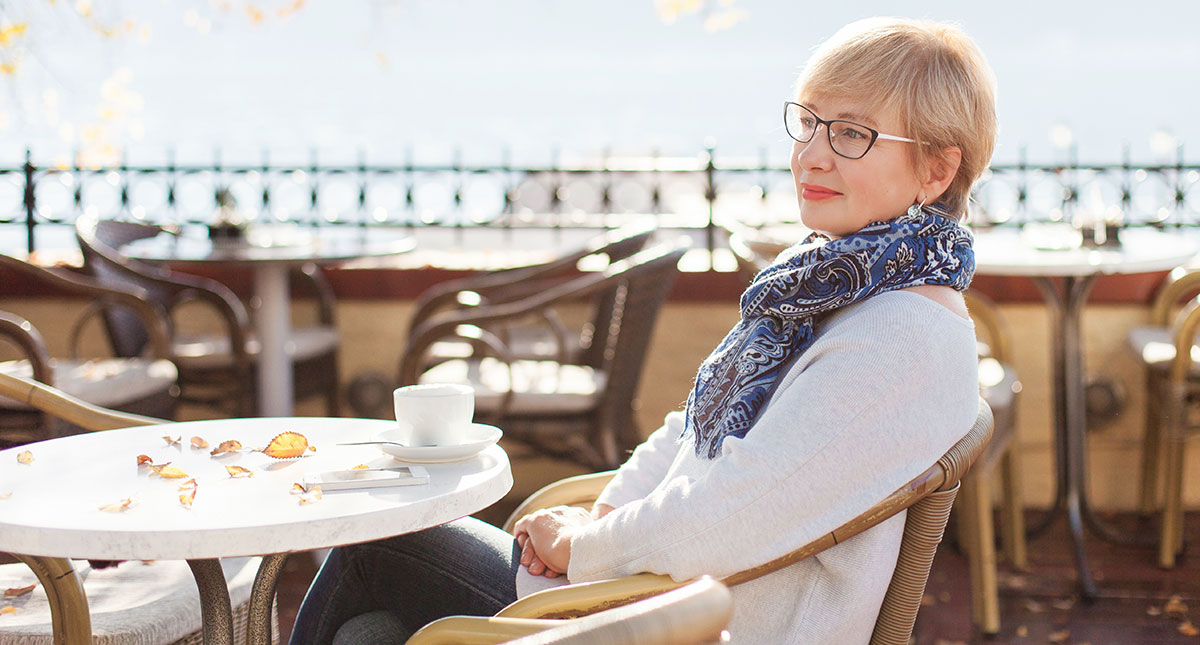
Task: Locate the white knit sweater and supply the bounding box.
[516,290,979,644]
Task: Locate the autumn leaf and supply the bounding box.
[298,486,322,505]
[99,498,134,512]
[1180,620,1199,637]
[225,465,253,478]
[190,436,209,449]
[351,464,370,470]
[210,440,243,456]
[308,445,316,452]
[261,432,309,459]
[16,450,32,464]
[1048,629,1070,644]
[148,464,189,479]
[1148,606,1163,617]
[136,454,153,466]
[3,584,34,598]
[178,479,198,508]
[290,482,306,494]
[0,605,15,615]
[1166,595,1189,618]
[162,436,181,447]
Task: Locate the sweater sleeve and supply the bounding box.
[594,411,686,510]
[567,295,979,583]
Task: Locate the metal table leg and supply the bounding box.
[188,559,234,645]
[248,553,290,645]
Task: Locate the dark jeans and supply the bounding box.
[288,517,520,645]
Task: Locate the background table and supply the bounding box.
[0,416,511,644]
[122,226,415,416]
[973,226,1197,598]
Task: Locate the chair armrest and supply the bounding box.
[503,471,616,533]
[0,311,53,384]
[1152,267,1200,326]
[407,616,565,645]
[496,573,685,620]
[0,371,164,431]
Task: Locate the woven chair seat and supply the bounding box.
[172,326,339,371]
[420,357,605,415]
[1127,325,1200,373]
[0,557,271,645]
[0,359,177,412]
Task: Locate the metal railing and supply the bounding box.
[3,146,1200,254]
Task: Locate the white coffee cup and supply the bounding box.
[393,383,475,446]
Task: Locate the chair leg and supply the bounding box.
[1160,386,1188,569]
[999,447,1028,571]
[1140,373,1164,515]
[13,554,92,643]
[961,473,1001,635]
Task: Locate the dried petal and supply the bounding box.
[99,498,134,512]
[0,605,15,615]
[298,486,322,505]
[210,440,243,456]
[262,432,309,459]
[4,584,34,598]
[178,479,198,508]
[162,435,181,446]
[225,465,254,478]
[1166,595,1189,618]
[16,451,32,464]
[148,464,188,479]
[351,464,370,470]
[1048,629,1070,644]
[1180,621,1199,637]
[136,454,153,466]
[290,482,306,494]
[190,436,209,449]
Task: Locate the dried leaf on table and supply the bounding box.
[178,479,198,508]
[261,432,309,459]
[99,498,134,512]
[225,465,253,478]
[1180,620,1199,637]
[290,482,306,494]
[148,464,188,479]
[3,584,34,598]
[190,436,209,449]
[1166,595,1189,618]
[16,450,32,464]
[136,454,153,466]
[0,605,15,615]
[308,445,316,452]
[1048,629,1070,643]
[351,464,370,470]
[210,440,243,456]
[298,486,322,504]
[162,436,181,447]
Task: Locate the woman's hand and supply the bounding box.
[512,505,593,577]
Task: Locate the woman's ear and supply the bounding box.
[922,146,962,202]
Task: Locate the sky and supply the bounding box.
[1,0,1198,168]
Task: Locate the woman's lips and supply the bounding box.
[800,184,841,202]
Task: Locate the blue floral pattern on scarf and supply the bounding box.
[684,207,975,459]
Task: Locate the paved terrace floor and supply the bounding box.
[271,443,1200,644]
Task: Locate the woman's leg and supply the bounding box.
[289,517,519,644]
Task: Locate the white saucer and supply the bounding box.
[374,423,503,463]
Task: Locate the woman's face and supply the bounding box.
[790,95,923,238]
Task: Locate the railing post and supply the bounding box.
[23,149,35,255]
[704,140,716,255]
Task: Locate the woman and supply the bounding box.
[291,16,996,644]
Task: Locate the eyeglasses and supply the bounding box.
[783,102,916,160]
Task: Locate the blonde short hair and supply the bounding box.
[795,17,998,216]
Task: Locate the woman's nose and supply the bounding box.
[795,125,835,171]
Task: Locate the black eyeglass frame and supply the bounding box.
[783,101,915,160]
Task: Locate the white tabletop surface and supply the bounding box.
[972,226,1198,277]
[121,226,416,266]
[0,417,511,560]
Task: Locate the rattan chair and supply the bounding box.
[0,371,278,644]
[1126,266,1200,567]
[75,213,340,417]
[406,398,993,645]
[0,254,177,446]
[406,223,656,367]
[400,241,689,469]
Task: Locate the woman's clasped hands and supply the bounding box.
[513,503,614,578]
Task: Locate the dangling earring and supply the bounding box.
[907,196,927,217]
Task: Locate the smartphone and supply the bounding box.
[302,466,429,491]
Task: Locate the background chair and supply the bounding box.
[406,223,656,368]
[407,399,993,645]
[400,241,688,470]
[1126,266,1200,568]
[0,254,177,446]
[0,371,277,644]
[75,214,340,417]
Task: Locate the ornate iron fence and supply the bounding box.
[3,147,1199,254]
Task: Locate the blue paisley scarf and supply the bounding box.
[683,206,975,459]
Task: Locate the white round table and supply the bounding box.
[973,226,1198,598]
[0,416,512,644]
[122,226,415,417]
